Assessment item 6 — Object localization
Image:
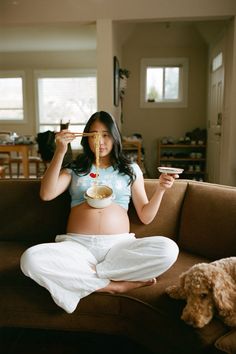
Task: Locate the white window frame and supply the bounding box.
[0,70,27,124]
[140,58,189,108]
[34,69,97,133]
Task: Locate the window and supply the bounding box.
[212,52,223,72]
[0,71,26,122]
[35,70,97,149]
[140,58,188,108]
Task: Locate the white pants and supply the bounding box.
[20,233,179,314]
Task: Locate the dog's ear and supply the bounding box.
[212,271,235,319]
[166,273,187,299]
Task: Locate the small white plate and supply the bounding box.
[158,167,184,174]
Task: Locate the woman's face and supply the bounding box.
[88,120,114,159]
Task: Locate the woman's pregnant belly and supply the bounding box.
[66,202,130,235]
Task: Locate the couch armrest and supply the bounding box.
[215,329,236,354]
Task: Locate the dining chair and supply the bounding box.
[0,165,7,178]
[0,132,14,177]
[11,143,48,178]
[29,155,47,178]
[0,132,46,178]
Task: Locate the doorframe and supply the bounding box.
[207,37,227,185]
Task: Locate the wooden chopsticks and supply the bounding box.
[73,132,100,137]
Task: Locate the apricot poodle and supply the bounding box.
[166,257,236,328]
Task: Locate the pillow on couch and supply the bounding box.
[215,330,236,354]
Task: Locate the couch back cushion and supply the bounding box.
[178,182,236,259]
[129,179,188,240]
[0,180,71,242]
[0,179,187,243]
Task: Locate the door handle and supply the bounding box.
[217,112,222,125]
[214,132,221,137]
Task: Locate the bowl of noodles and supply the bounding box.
[85,185,114,208]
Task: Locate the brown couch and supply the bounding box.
[0,179,235,354]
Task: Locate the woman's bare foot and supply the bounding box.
[96,278,157,294]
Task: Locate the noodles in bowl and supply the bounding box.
[74,132,112,208]
[85,185,114,208]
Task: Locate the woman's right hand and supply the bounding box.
[40,129,74,201]
[55,130,75,154]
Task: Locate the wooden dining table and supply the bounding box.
[0,144,33,178]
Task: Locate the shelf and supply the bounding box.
[157,140,207,181]
[182,171,206,175]
[159,144,206,148]
[160,158,206,161]
[122,140,142,165]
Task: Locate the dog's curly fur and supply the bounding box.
[166,257,236,328]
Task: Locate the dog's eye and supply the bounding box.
[200,293,208,299]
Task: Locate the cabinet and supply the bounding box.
[157,141,207,181]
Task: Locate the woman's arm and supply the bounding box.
[40,130,74,201]
[131,172,178,225]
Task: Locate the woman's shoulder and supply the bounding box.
[64,167,73,175]
[130,162,143,177]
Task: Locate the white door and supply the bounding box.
[207,54,224,183]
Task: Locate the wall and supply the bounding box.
[0,50,96,136]
[121,22,208,177]
[227,19,236,186]
[96,20,113,117]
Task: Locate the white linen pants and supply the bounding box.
[20,233,179,314]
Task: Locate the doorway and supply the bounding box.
[207,52,224,184]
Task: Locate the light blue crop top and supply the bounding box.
[66,163,142,210]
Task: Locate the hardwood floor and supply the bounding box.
[0,328,152,354]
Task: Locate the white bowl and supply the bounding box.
[85,185,114,209]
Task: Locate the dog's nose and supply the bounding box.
[181,311,206,328]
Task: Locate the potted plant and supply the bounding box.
[119,68,130,124]
[119,68,130,97]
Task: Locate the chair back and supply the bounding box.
[37,130,73,167]
[36,131,56,162]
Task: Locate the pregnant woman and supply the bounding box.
[20,110,179,313]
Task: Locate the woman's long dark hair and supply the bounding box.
[70,111,135,184]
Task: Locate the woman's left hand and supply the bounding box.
[159,173,179,190]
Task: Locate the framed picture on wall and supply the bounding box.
[113,56,120,107]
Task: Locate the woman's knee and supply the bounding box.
[159,236,179,268]
[20,246,41,276]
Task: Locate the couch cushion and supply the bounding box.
[215,329,236,354]
[0,180,71,242]
[129,179,188,241]
[178,182,236,259]
[0,241,123,324]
